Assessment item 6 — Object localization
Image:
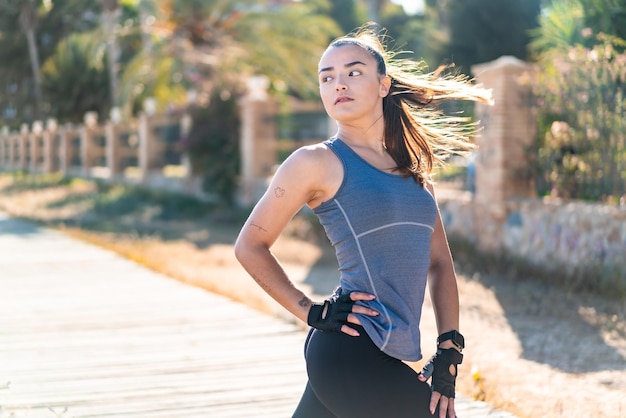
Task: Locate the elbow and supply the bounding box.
[233,236,247,264]
[233,234,268,265]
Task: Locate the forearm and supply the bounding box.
[234,242,311,323]
[429,260,460,337]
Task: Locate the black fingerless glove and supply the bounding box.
[420,348,464,398]
[307,289,354,332]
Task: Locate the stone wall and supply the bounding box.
[438,194,626,290]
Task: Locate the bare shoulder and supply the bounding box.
[278,142,340,178]
[276,141,342,207]
[285,141,337,165]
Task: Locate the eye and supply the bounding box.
[320,75,333,83]
[349,70,362,77]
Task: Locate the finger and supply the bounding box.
[437,395,449,418]
[346,313,362,325]
[447,398,456,418]
[350,304,379,317]
[340,324,360,337]
[429,391,441,415]
[349,292,376,301]
[417,373,427,382]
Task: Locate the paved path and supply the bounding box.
[0,212,515,417]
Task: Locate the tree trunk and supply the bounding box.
[103,8,120,108]
[19,1,43,119]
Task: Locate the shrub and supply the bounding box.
[533,34,626,202]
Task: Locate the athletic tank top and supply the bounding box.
[313,137,438,361]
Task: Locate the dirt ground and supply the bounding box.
[0,177,625,418]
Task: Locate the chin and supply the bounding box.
[330,112,363,124]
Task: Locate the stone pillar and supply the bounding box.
[19,124,29,170]
[9,133,17,170]
[471,56,537,251]
[42,119,59,173]
[238,76,278,206]
[59,126,70,175]
[59,126,71,175]
[179,113,194,191]
[81,112,99,177]
[106,121,123,179]
[0,129,6,169]
[42,129,52,173]
[138,113,154,182]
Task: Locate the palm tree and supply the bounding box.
[529,0,586,58]
[117,0,341,112]
[41,32,110,123]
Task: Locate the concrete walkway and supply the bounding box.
[0,212,515,417]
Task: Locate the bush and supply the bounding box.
[533,34,626,203]
[182,93,240,207]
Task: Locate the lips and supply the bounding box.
[334,96,353,105]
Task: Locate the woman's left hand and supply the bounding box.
[418,346,463,418]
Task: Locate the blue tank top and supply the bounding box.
[313,138,438,361]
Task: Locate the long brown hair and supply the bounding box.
[329,26,493,185]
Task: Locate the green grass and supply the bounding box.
[0,172,249,230]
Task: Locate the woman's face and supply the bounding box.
[318,44,390,124]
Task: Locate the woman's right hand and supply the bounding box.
[307,290,379,336]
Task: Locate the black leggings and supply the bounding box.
[292,326,436,418]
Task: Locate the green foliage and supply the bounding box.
[3,171,75,191]
[0,0,101,127]
[581,0,626,41]
[90,182,214,220]
[531,0,626,58]
[41,32,110,123]
[232,2,341,99]
[445,0,541,74]
[1,172,216,221]
[533,35,626,201]
[378,4,428,64]
[529,0,587,57]
[406,5,449,69]
[322,0,364,34]
[531,0,626,201]
[183,93,240,207]
[119,47,188,117]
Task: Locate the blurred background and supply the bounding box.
[2,0,623,278]
[0,1,625,417]
[0,0,625,203]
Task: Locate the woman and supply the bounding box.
[234,26,491,418]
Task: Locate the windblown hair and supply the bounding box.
[329,26,493,185]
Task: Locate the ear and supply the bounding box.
[379,75,391,98]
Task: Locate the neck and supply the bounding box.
[334,114,386,153]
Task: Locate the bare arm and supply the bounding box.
[426,183,461,345]
[235,146,378,334]
[420,183,463,418]
[234,148,321,323]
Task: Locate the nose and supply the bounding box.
[335,75,348,91]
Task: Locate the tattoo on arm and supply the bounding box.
[250,222,267,232]
[251,274,272,293]
[298,297,311,308]
[274,187,285,198]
